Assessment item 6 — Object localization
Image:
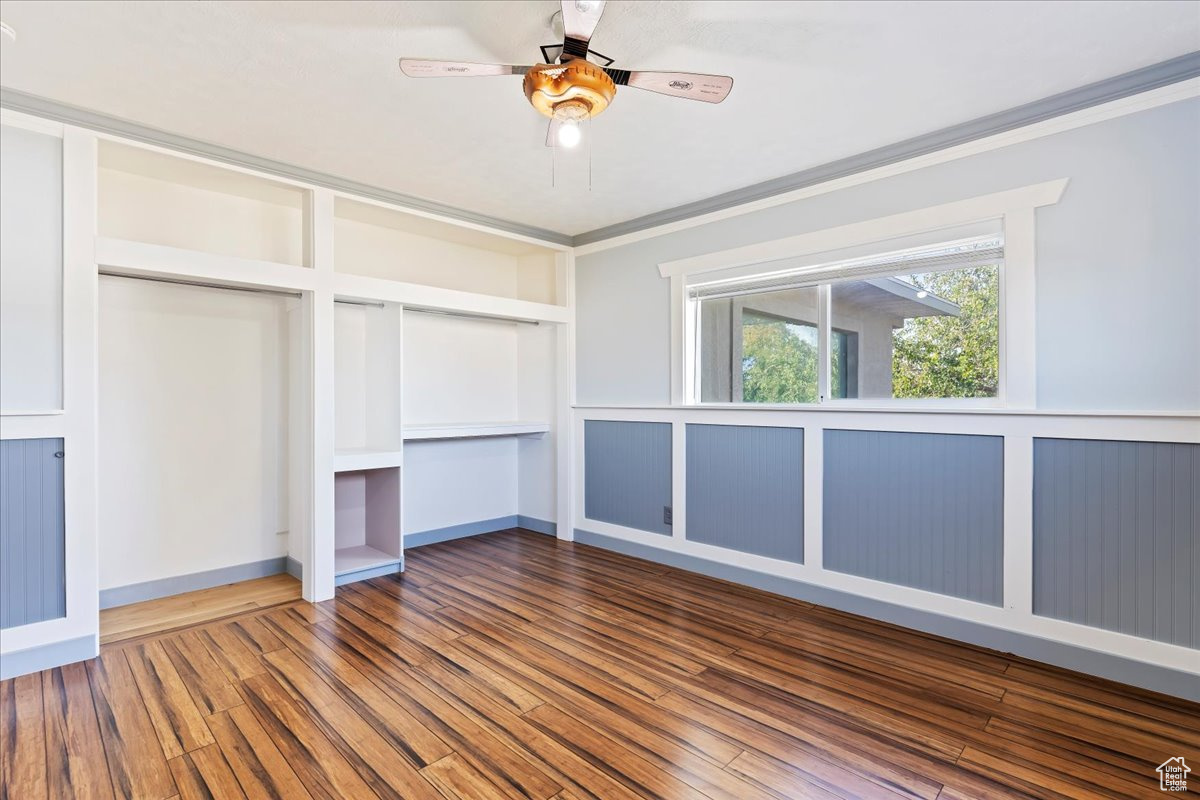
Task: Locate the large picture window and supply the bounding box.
[688,236,1002,405]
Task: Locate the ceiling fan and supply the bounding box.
[399,0,734,149]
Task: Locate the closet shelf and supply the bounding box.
[333,273,570,324]
[334,544,401,577]
[403,422,550,441]
[96,237,316,292]
[333,449,404,472]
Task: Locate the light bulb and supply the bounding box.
[556,120,581,148]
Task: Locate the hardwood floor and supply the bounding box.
[99,574,301,645]
[4,529,1197,799]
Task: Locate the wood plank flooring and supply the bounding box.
[99,574,301,645]
[4,529,1198,799]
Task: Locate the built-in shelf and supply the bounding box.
[334,544,401,576]
[333,448,403,472]
[96,237,317,292]
[334,466,402,586]
[334,272,570,325]
[402,421,550,441]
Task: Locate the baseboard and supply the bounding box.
[99,556,289,610]
[516,515,557,536]
[0,634,97,680]
[286,557,303,581]
[334,560,402,587]
[575,528,1200,702]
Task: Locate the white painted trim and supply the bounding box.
[2,126,100,661]
[0,107,64,137]
[332,449,405,472]
[95,237,317,292]
[1002,207,1038,408]
[1003,435,1034,616]
[308,188,337,603]
[573,406,1200,439]
[658,179,1067,279]
[333,273,571,325]
[0,417,67,441]
[801,421,824,572]
[671,422,686,542]
[555,250,576,541]
[402,422,550,441]
[575,403,1200,419]
[670,274,686,406]
[575,79,1200,256]
[665,182,1062,409]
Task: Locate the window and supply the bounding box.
[688,236,1002,404]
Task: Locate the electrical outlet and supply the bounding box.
[663,506,673,526]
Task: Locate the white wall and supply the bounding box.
[98,160,305,267]
[576,97,1200,411]
[97,278,290,589]
[402,312,520,534]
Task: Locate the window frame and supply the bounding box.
[663,180,1068,410]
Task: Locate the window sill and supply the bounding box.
[573,403,1200,419]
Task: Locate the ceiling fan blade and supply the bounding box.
[560,0,607,59]
[399,58,530,77]
[606,69,733,103]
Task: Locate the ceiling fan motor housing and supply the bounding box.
[523,61,616,120]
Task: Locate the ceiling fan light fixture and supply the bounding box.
[523,61,615,120]
[556,119,582,148]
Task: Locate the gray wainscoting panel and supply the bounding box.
[584,420,672,535]
[1033,438,1199,648]
[1,438,66,628]
[824,429,1004,605]
[686,424,804,563]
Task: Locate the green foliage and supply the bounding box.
[892,267,999,398]
[741,314,819,403]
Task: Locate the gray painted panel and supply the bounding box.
[1033,438,1199,648]
[686,424,804,563]
[585,420,672,535]
[823,429,1004,605]
[574,528,1200,702]
[0,438,66,628]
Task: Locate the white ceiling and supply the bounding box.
[1,1,1197,237]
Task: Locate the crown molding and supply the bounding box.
[4,51,1198,250]
[572,51,1200,247]
[0,87,574,247]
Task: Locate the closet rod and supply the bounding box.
[404,307,541,326]
[335,299,386,308]
[98,270,302,299]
